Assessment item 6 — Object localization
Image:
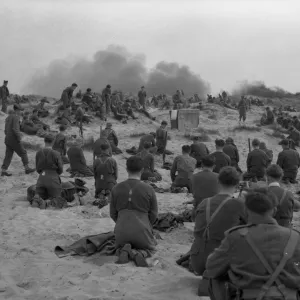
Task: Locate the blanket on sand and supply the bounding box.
[54,231,116,258]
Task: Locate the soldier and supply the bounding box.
[60,83,77,110]
[101,123,122,154]
[190,137,210,168]
[67,141,94,177]
[52,125,69,164]
[237,96,247,123]
[156,120,168,154]
[102,84,112,114]
[287,126,300,146]
[93,143,118,199]
[122,99,138,119]
[170,145,196,193]
[93,136,112,159]
[190,167,245,283]
[267,164,300,227]
[82,88,94,108]
[35,135,63,200]
[244,138,269,182]
[277,139,300,184]
[111,102,128,123]
[210,139,231,173]
[223,137,241,172]
[259,142,273,166]
[0,80,9,113]
[205,189,300,300]
[110,156,158,266]
[261,106,275,125]
[138,86,147,110]
[1,104,35,176]
[138,132,157,153]
[31,109,50,131]
[36,98,50,118]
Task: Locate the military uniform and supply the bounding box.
[244,149,269,181]
[136,149,161,181]
[138,89,147,110]
[190,142,210,168]
[2,112,30,171]
[138,134,157,153]
[0,84,9,113]
[35,148,63,199]
[156,126,168,154]
[277,149,300,183]
[93,137,112,159]
[102,87,112,114]
[223,143,241,172]
[170,154,196,192]
[60,86,74,109]
[101,127,122,154]
[210,151,231,173]
[205,218,300,300]
[93,153,118,197]
[52,132,69,164]
[237,99,247,122]
[288,129,300,147]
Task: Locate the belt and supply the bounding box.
[242,286,298,299]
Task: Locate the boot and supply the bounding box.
[25,165,36,174]
[1,169,12,177]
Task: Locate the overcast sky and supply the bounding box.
[0,0,299,95]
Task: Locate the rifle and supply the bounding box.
[248,138,251,153]
[78,118,83,137]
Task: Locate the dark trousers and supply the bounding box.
[1,98,8,113]
[171,176,192,193]
[36,173,62,200]
[2,140,29,170]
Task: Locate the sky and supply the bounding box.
[0,0,300,96]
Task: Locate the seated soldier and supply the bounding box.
[259,141,273,166]
[101,123,122,154]
[277,139,300,184]
[190,137,210,168]
[35,98,50,117]
[244,138,269,182]
[67,141,94,177]
[136,141,161,182]
[110,156,158,267]
[95,99,106,121]
[82,88,94,108]
[21,114,39,135]
[205,189,300,300]
[287,126,300,146]
[35,135,63,200]
[191,156,220,220]
[93,136,112,160]
[138,132,157,153]
[210,139,231,173]
[75,105,92,125]
[111,103,128,123]
[223,137,242,172]
[55,109,71,126]
[267,164,300,227]
[52,125,69,164]
[31,109,50,131]
[190,167,246,293]
[171,145,197,193]
[122,100,138,119]
[93,144,118,199]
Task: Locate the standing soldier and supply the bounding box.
[102,84,112,115]
[60,83,78,110]
[237,96,247,124]
[1,104,35,176]
[138,86,147,110]
[0,80,9,113]
[156,120,168,155]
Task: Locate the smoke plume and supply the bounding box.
[24,45,210,98]
[232,80,293,99]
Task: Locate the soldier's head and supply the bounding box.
[59,125,66,132]
[279,139,289,150]
[150,132,156,138]
[266,107,270,111]
[32,108,38,116]
[141,86,145,90]
[218,167,240,192]
[106,122,112,129]
[3,80,8,86]
[143,141,151,150]
[202,156,215,171]
[126,155,144,177]
[44,135,54,147]
[161,120,168,128]
[245,188,277,218]
[106,84,111,89]
[192,136,199,143]
[87,88,92,93]
[71,83,78,91]
[215,139,225,150]
[13,103,24,115]
[259,142,267,150]
[100,143,110,154]
[225,137,234,145]
[182,145,191,155]
[266,164,283,184]
[252,138,260,149]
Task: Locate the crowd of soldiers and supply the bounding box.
[1,79,300,298]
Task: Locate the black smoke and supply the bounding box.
[24,45,210,98]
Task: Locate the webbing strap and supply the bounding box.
[279,189,287,206]
[203,196,232,240]
[243,229,299,300]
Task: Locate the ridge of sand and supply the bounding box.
[0,103,299,300]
